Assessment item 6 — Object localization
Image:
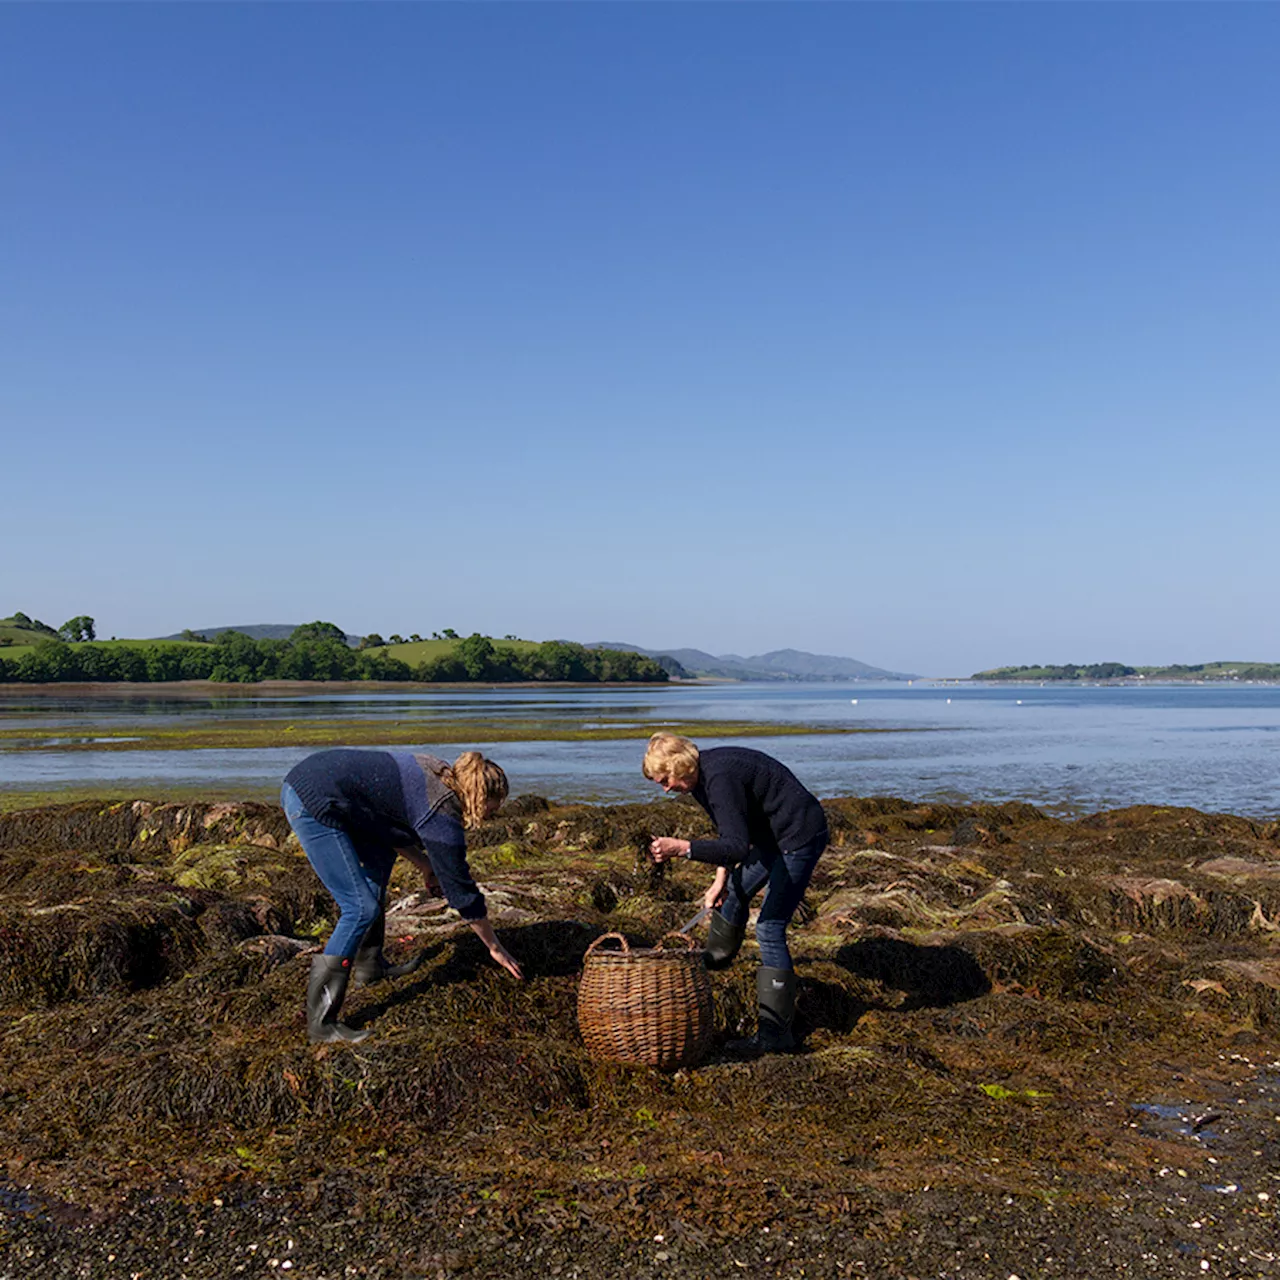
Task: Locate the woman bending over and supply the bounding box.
[644,733,828,1055]
[282,747,522,1043]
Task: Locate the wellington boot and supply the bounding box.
[702,910,746,972]
[352,909,425,986]
[726,967,798,1057]
[306,954,370,1045]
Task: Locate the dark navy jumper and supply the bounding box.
[687,746,828,867]
[684,746,829,971]
[285,748,484,920]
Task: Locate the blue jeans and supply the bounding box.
[719,832,827,970]
[281,782,394,958]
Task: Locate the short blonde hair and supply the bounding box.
[441,750,509,828]
[642,732,700,785]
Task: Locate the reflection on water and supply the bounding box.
[2,682,1280,816]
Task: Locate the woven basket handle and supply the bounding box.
[657,931,699,952]
[585,932,630,956]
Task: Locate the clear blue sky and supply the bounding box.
[3,5,1277,676]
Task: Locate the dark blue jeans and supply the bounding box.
[719,832,827,970]
[282,782,394,958]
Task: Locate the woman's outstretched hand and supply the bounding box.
[470,916,524,979]
[489,942,524,980]
[703,866,728,910]
[649,836,691,863]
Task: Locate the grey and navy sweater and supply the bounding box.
[687,746,828,868]
[284,748,486,919]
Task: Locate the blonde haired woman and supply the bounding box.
[282,748,523,1043]
[643,733,828,1055]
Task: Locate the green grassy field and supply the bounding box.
[374,637,543,663]
[1,633,569,665]
[0,636,213,661]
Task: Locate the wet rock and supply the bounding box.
[197,899,267,947]
[1196,856,1280,882]
[1209,959,1280,1026]
[236,933,312,968]
[952,817,1006,847]
[502,794,551,817]
[1106,876,1211,931]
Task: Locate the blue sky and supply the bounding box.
[3,5,1277,676]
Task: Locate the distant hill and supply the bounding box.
[973,660,1280,682]
[740,648,912,680]
[588,642,912,681]
[0,612,59,647]
[159,624,363,646]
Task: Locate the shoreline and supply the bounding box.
[0,677,710,697]
[4,675,1280,696]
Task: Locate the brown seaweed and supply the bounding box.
[2,794,1278,1275]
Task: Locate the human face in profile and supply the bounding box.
[653,770,696,795]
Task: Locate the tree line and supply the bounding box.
[971,662,1137,681]
[0,623,670,685]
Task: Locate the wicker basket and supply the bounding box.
[577,932,715,1070]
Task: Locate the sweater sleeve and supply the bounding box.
[688,770,753,867]
[416,810,486,921]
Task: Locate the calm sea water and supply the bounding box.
[2,682,1279,817]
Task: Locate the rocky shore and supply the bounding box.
[1,794,1278,1278]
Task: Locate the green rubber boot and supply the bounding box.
[352,906,425,986]
[306,954,370,1045]
[702,910,746,971]
[727,967,798,1057]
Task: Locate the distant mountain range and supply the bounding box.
[588,642,914,682]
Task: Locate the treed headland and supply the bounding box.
[972,661,1280,682]
[0,615,676,685]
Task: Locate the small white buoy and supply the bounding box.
[1016,699,1023,705]
[946,698,951,704]
[850,699,857,705]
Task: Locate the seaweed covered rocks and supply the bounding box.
[2,794,1280,1277]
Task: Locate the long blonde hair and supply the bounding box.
[441,750,509,828]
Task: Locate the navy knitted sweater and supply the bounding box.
[284,748,485,920]
[686,746,828,868]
